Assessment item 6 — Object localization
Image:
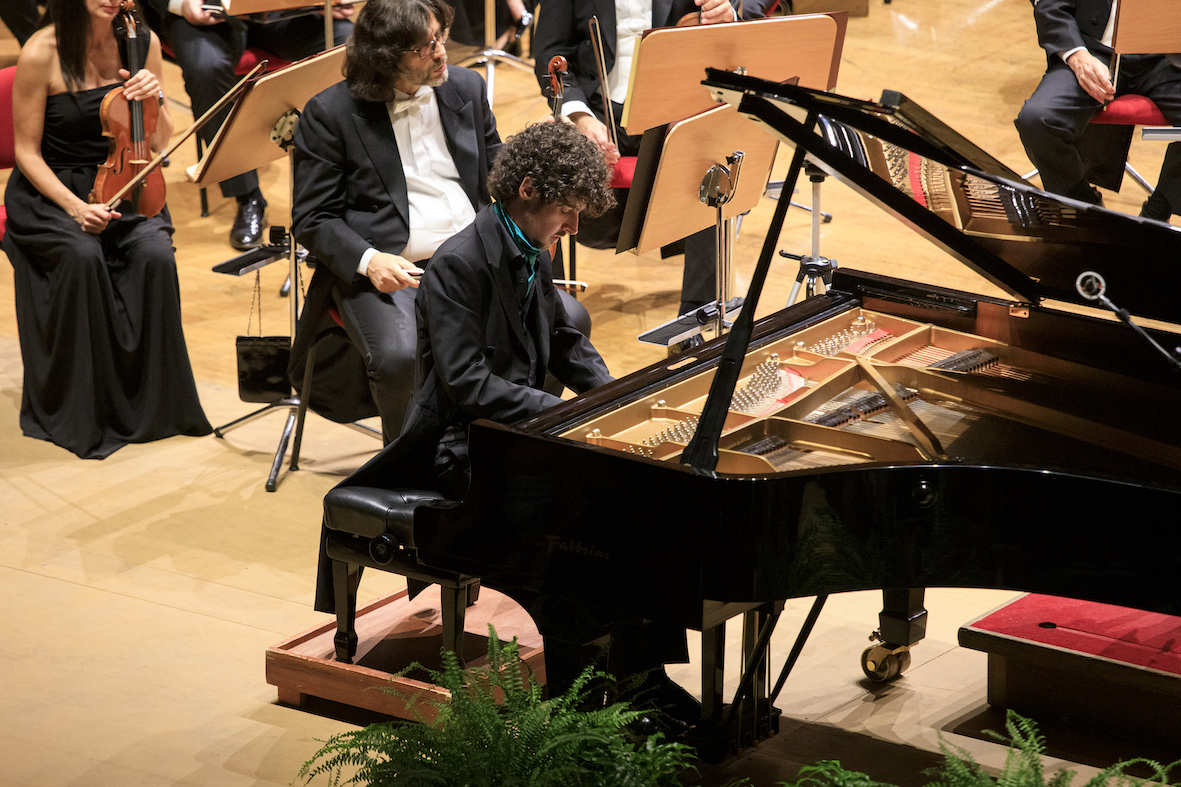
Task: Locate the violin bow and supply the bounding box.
[104,61,268,210]
[587,15,617,150]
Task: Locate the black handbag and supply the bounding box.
[235,272,292,403]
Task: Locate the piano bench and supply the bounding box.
[323,486,480,665]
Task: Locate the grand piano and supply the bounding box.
[403,73,1181,749]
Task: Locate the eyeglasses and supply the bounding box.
[404,28,449,59]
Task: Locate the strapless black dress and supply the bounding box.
[3,84,211,459]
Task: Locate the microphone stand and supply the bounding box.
[1076,271,1181,374]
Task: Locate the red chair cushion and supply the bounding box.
[611,156,637,189]
[1092,93,1169,126]
[1,65,17,171]
[236,48,291,75]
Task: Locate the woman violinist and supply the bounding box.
[3,0,210,459]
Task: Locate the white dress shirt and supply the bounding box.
[562,0,651,119]
[357,85,476,274]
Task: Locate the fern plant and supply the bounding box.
[298,627,696,787]
[775,711,1181,787]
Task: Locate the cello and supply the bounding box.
[90,0,166,218]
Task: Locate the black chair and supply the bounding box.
[322,485,480,664]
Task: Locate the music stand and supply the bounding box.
[618,15,842,346]
[192,45,365,492]
[1112,0,1181,143]
[620,12,844,136]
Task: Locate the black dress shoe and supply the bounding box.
[1140,193,1172,222]
[230,197,266,250]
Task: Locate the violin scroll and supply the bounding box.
[546,55,567,117]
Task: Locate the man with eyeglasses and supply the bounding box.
[289,0,499,442]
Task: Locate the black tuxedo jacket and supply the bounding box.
[287,66,500,417]
[533,0,776,116]
[1034,0,1113,60]
[404,205,612,456]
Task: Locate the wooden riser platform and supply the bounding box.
[266,586,545,721]
[959,594,1181,747]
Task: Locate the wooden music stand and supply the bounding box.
[192,45,354,492]
[1111,0,1181,56]
[621,15,842,345]
[621,12,846,135]
[619,104,778,257]
[1111,0,1181,143]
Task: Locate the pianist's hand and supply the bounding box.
[1066,50,1115,105]
[697,0,737,24]
[367,253,423,293]
[571,113,621,166]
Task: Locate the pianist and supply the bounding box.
[397,120,615,501]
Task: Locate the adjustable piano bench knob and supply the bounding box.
[369,533,398,564]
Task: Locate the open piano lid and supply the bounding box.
[703,69,1181,325]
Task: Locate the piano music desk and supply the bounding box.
[265,586,544,721]
[958,594,1181,746]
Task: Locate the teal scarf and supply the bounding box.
[493,201,543,298]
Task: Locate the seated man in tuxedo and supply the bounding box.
[353,120,696,717]
[1015,0,1181,220]
[141,0,353,250]
[533,0,776,319]
[289,0,499,442]
[400,120,615,501]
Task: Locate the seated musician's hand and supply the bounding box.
[179,0,221,25]
[697,0,737,24]
[119,68,160,103]
[367,252,423,292]
[571,113,621,166]
[330,4,354,20]
[1066,50,1115,104]
[72,202,121,235]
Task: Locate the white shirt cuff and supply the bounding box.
[1059,45,1086,63]
[357,247,378,276]
[562,100,594,120]
[168,0,185,14]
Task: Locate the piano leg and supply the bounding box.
[331,560,363,663]
[861,587,927,681]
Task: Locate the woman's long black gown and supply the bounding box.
[3,84,212,459]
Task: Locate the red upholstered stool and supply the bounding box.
[1089,93,1169,195]
[0,66,18,243]
[959,593,1181,745]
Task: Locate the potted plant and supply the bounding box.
[299,628,696,786]
[770,712,1180,787]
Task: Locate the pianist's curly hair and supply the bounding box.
[487,122,616,218]
[345,0,454,103]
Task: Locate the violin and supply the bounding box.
[90,0,166,218]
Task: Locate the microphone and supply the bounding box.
[1075,271,1106,301]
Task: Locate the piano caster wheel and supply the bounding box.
[860,644,911,681]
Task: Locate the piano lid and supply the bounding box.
[703,69,1181,325]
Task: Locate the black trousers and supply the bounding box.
[1016,52,1181,210]
[164,14,352,199]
